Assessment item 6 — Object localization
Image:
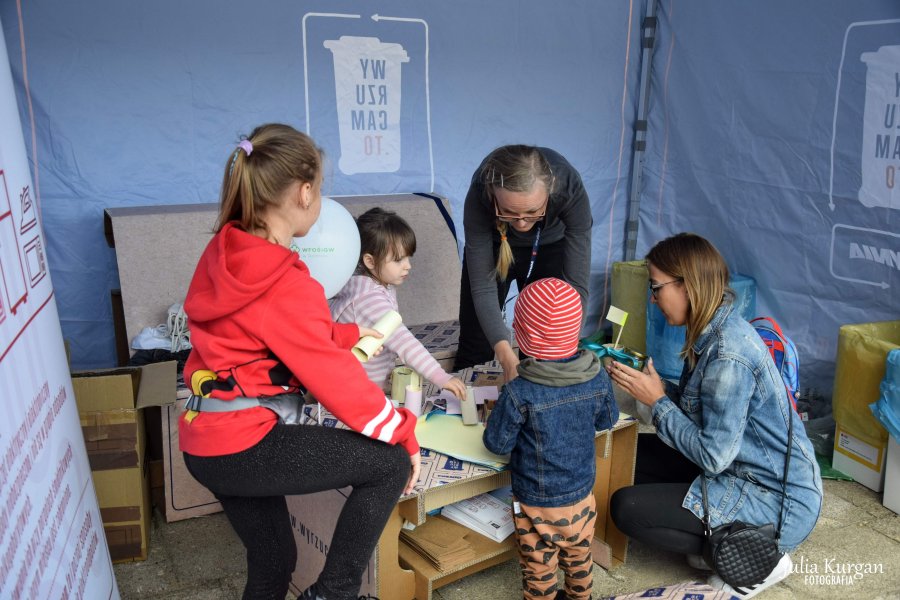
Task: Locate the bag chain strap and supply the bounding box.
[701,389,794,544]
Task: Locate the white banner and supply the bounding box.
[0,18,118,599]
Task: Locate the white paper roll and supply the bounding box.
[352,310,402,362]
[461,385,478,425]
[404,386,423,417]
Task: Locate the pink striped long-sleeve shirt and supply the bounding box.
[329,275,453,392]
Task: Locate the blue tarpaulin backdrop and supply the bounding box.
[1,0,897,396]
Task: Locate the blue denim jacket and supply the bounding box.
[483,351,619,507]
[652,303,823,551]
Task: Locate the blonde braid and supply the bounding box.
[494,221,514,281]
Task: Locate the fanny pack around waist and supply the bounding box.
[183,393,305,425]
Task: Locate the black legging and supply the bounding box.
[184,423,409,600]
[454,238,567,370]
[610,433,706,556]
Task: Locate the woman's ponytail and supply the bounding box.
[494,221,514,281]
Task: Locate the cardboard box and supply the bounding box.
[157,401,222,522]
[72,361,173,562]
[833,425,888,492]
[883,436,900,515]
[832,321,900,492]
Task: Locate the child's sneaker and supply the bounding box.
[708,553,793,599]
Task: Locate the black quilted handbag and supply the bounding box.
[701,395,793,588]
[703,519,781,588]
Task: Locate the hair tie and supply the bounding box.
[500,234,507,242]
[238,139,253,156]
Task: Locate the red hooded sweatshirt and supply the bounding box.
[179,222,419,457]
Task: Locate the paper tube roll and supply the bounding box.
[391,366,421,402]
[352,310,402,362]
[461,385,478,425]
[404,386,423,417]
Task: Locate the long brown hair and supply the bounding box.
[479,145,554,280]
[215,123,322,235]
[646,233,732,368]
[355,207,417,285]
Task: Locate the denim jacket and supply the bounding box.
[483,351,619,507]
[652,302,823,551]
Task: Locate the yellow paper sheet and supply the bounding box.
[415,413,509,470]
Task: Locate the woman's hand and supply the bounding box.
[607,357,666,407]
[403,451,421,495]
[443,377,467,401]
[494,340,520,383]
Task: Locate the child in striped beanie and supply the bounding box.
[484,277,619,600]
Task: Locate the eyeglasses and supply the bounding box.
[649,279,682,299]
[493,197,547,223]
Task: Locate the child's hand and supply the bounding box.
[403,451,422,496]
[443,377,467,401]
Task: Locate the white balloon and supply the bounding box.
[292,198,360,298]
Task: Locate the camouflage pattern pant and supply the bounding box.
[513,493,597,600]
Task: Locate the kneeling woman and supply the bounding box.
[608,233,821,599]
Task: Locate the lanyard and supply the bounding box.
[501,225,543,325]
[525,225,542,280]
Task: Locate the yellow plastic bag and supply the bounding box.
[833,321,900,448]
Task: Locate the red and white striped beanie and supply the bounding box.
[513,278,583,360]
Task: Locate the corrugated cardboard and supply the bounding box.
[72,361,174,562]
[158,401,222,521]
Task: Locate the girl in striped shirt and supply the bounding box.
[330,208,467,400]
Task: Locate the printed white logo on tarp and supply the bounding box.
[830,224,898,289]
[859,44,900,210]
[324,36,409,175]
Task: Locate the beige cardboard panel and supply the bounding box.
[91,465,151,563]
[72,369,139,412]
[606,421,638,566]
[92,467,145,508]
[105,194,460,355]
[135,360,178,408]
[73,362,174,410]
[105,524,143,562]
[101,506,142,523]
[286,490,377,598]
[160,403,221,522]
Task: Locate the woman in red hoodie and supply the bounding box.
[180,123,419,600]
